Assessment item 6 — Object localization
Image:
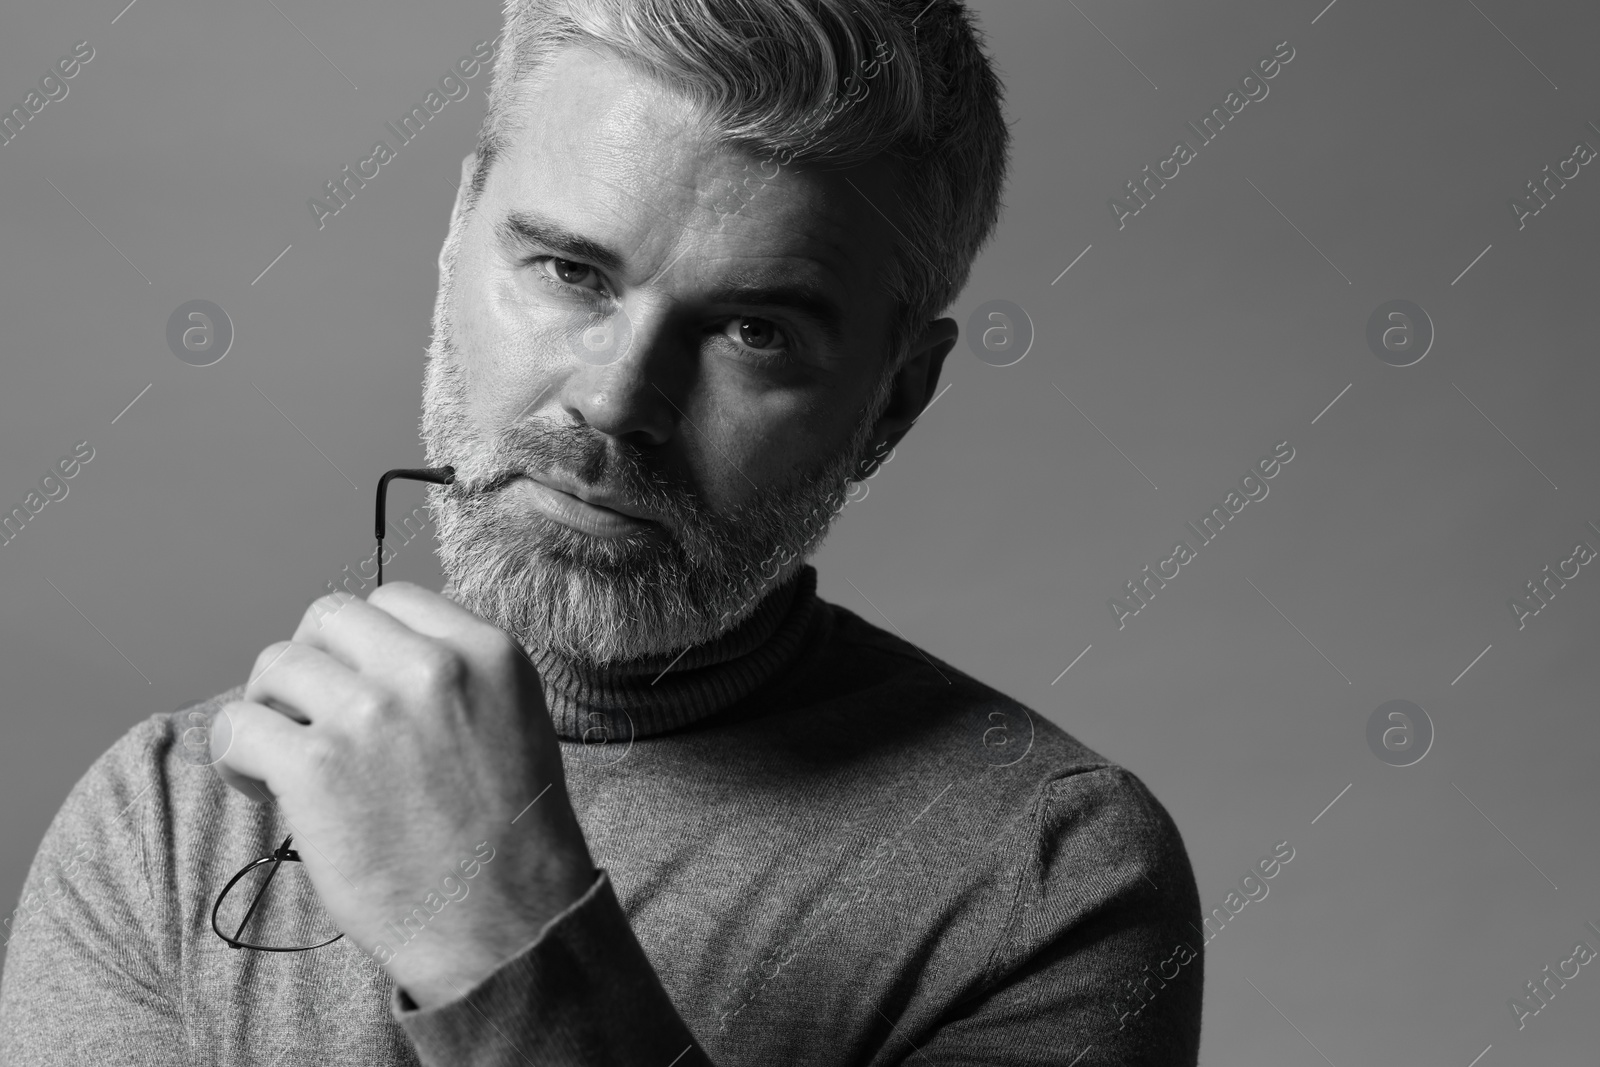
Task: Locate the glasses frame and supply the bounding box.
[373,467,456,585]
[208,466,457,952]
[210,834,343,952]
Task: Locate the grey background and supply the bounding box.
[3,0,1597,1062]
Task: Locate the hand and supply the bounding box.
[211,583,597,1009]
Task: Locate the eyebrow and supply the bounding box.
[498,210,850,351]
[706,280,847,351]
[499,210,627,275]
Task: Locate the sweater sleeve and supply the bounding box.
[393,867,713,1066]
[0,715,188,1067]
[909,766,1204,1067]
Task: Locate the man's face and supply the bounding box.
[422,45,917,666]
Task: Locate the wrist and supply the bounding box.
[386,859,600,1010]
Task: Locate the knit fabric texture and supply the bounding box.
[0,566,1203,1065]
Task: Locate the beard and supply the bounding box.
[419,227,892,668]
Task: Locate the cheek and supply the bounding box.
[456,263,562,427]
[687,376,847,504]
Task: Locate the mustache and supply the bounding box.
[458,418,695,517]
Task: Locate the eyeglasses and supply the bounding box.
[211,834,343,951]
[209,466,456,952]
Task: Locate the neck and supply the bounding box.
[531,566,819,740]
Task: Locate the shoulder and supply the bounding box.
[41,685,275,903]
[799,600,1200,990]
[64,683,247,788]
[37,690,233,864]
[44,684,252,861]
[808,597,1195,884]
[810,597,1119,774]
[1,686,254,965]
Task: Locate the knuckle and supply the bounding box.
[410,646,466,690]
[302,592,355,630]
[343,691,393,731]
[481,629,525,674]
[249,642,296,684]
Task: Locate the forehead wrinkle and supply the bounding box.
[645,208,852,295]
[583,171,704,274]
[499,157,710,284]
[709,189,876,299]
[523,138,749,284]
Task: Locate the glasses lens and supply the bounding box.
[217,858,341,950]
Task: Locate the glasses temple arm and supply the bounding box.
[374,467,455,585]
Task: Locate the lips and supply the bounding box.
[527,472,658,523]
[493,472,660,539]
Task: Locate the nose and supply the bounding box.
[555,305,680,447]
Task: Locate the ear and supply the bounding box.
[439,152,480,275]
[865,317,958,454]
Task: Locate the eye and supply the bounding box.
[722,316,787,352]
[539,257,603,291]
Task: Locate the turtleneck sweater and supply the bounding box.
[0,566,1203,1065]
[529,564,817,741]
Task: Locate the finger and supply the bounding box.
[244,641,372,730]
[363,581,500,646]
[244,643,313,719]
[210,700,314,803]
[366,585,534,675]
[289,589,434,677]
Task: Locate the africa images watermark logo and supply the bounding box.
[0,440,96,549]
[0,40,95,149]
[1507,127,1597,231]
[165,300,234,366]
[1508,920,1600,1032]
[965,299,1034,367]
[369,841,496,964]
[1365,299,1433,368]
[1507,521,1599,631]
[308,36,502,231]
[1108,441,1295,630]
[1108,39,1296,231]
[1365,699,1433,767]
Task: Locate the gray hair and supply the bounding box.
[469,0,1010,370]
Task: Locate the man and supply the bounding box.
[0,0,1203,1063]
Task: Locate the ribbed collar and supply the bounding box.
[532,566,819,740]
